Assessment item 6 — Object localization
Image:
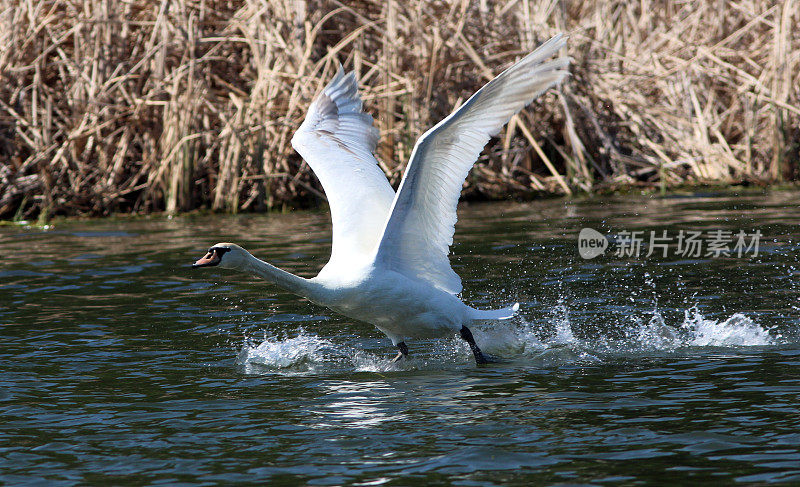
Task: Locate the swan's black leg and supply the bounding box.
[460,326,489,364]
[392,341,409,362]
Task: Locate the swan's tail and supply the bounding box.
[469,302,520,321]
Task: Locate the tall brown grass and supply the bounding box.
[1,0,798,219]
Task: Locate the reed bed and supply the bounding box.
[1,0,798,219]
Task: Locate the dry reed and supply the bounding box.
[1,0,798,219]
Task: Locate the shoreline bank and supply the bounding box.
[2,0,798,220]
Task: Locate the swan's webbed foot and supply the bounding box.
[460,325,493,365]
[392,341,409,362]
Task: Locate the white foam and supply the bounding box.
[683,309,776,347]
[236,333,331,373]
[471,319,547,356]
[349,349,404,373]
[233,304,780,374]
[552,301,576,344]
[628,306,776,350]
[237,332,414,374]
[475,303,778,364]
[630,312,683,351]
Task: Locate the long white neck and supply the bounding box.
[240,254,320,301]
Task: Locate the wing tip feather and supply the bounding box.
[295,66,380,159]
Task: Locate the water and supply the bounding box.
[2,191,799,485]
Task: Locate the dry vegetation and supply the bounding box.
[1,0,798,219]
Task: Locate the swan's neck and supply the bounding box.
[241,255,319,300]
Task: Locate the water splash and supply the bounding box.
[235,303,781,375]
[683,308,776,346]
[236,333,332,373]
[473,302,779,364]
[349,350,404,373]
[552,299,576,344]
[626,307,777,350]
[236,331,407,374]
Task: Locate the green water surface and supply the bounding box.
[1,191,799,485]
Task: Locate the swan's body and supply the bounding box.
[315,263,470,341]
[194,35,569,363]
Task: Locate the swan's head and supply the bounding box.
[192,243,250,270]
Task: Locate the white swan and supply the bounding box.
[194,34,570,364]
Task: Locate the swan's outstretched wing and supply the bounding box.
[374,34,570,293]
[292,68,396,263]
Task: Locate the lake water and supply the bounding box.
[2,191,799,485]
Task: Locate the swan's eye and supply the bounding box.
[211,247,231,256]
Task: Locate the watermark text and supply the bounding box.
[578,228,761,259]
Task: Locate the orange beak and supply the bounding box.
[192,250,220,268]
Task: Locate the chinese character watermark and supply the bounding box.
[578,228,761,260]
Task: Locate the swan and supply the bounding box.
[193,34,570,364]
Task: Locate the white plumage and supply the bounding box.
[291,69,395,264]
[194,34,570,364]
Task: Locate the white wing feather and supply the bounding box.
[374,34,570,293]
[292,68,395,264]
